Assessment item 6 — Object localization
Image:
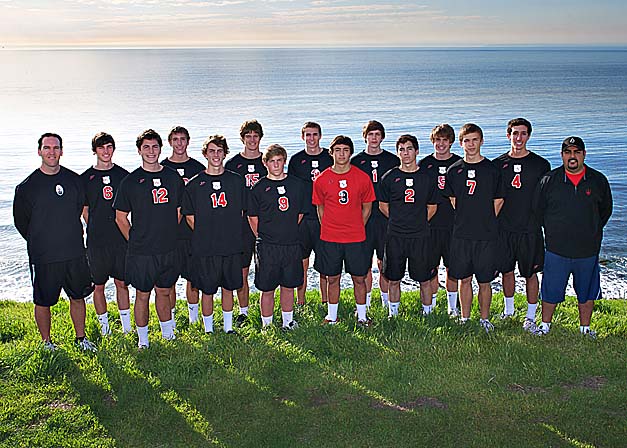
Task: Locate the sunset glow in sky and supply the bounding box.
[2,0,626,47]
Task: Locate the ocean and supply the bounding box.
[0,47,625,301]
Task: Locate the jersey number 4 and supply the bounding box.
[102,186,114,200]
[511,173,522,189]
[404,189,415,203]
[211,192,228,208]
[466,180,476,195]
[151,188,169,204]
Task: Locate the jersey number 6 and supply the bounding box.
[102,185,114,200]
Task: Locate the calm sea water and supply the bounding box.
[0,47,625,301]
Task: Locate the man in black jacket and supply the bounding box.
[534,137,613,337]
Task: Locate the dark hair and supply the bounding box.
[38,132,62,150]
[459,123,483,143]
[396,134,419,152]
[362,120,385,141]
[506,118,532,136]
[301,121,322,137]
[168,126,190,143]
[329,135,354,155]
[429,124,455,144]
[239,120,264,141]
[136,129,163,149]
[91,132,115,153]
[202,135,229,156]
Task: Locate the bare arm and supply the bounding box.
[185,215,195,230]
[427,204,438,221]
[494,198,504,216]
[379,201,389,218]
[115,210,131,241]
[82,205,89,225]
[316,204,324,224]
[177,207,182,224]
[298,213,304,225]
[362,202,372,225]
[248,216,259,238]
[449,197,456,209]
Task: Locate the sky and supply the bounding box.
[1,0,626,48]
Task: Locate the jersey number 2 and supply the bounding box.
[211,192,228,208]
[404,189,415,203]
[151,188,169,204]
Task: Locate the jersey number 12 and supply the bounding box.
[151,188,169,204]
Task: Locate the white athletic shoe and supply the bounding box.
[282,320,299,332]
[479,319,494,334]
[77,338,97,352]
[448,308,459,318]
[522,318,540,334]
[100,324,111,336]
[43,340,58,351]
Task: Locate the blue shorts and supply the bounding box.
[540,251,601,304]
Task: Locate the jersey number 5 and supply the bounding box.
[511,173,522,189]
[437,175,446,190]
[210,192,228,208]
[466,180,476,195]
[102,185,114,200]
[151,187,169,204]
[404,189,415,203]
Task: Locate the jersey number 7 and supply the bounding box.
[466,180,476,195]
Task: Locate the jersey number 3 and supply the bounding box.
[151,188,169,204]
[338,190,349,205]
[211,192,228,208]
[511,173,522,189]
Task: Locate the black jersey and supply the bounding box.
[418,153,463,229]
[113,167,185,256]
[444,158,504,241]
[351,150,400,219]
[287,148,333,220]
[493,151,551,233]
[182,170,246,256]
[81,165,129,249]
[379,167,440,238]
[248,175,305,245]
[161,157,205,240]
[225,153,267,189]
[13,167,86,264]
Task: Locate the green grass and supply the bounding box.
[1,291,626,448]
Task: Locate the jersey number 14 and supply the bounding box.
[211,192,228,208]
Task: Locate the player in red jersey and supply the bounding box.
[313,136,376,326]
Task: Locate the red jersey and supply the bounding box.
[312,166,376,243]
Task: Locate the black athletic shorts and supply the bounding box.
[448,237,499,284]
[429,227,453,269]
[87,244,126,285]
[254,242,303,291]
[242,222,256,268]
[314,240,370,277]
[125,249,179,292]
[193,254,244,295]
[366,213,387,261]
[497,230,544,278]
[175,238,193,281]
[298,218,321,259]
[383,234,437,283]
[30,255,94,307]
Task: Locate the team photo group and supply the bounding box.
[13,118,613,350]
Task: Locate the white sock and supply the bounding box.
[366,292,371,309]
[119,309,132,333]
[526,303,538,320]
[326,303,338,322]
[381,292,389,307]
[504,296,515,315]
[171,307,176,329]
[160,319,175,340]
[202,313,214,333]
[389,301,399,317]
[262,315,273,327]
[97,312,110,335]
[422,304,433,315]
[356,304,367,321]
[447,291,458,312]
[239,306,249,316]
[431,293,437,309]
[282,311,293,327]
[137,325,149,347]
[580,325,590,334]
[223,311,233,332]
[460,317,469,323]
[540,322,551,333]
[188,303,199,324]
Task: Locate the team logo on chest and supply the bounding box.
[439,167,447,174]
[312,161,319,168]
[371,161,378,168]
[277,186,286,195]
[177,168,185,177]
[248,164,255,173]
[467,170,476,179]
[513,164,522,173]
[153,178,162,187]
[339,180,347,188]
[406,178,414,187]
[212,181,221,190]
[102,176,110,185]
[55,184,64,196]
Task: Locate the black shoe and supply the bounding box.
[234,314,248,328]
[225,329,238,335]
